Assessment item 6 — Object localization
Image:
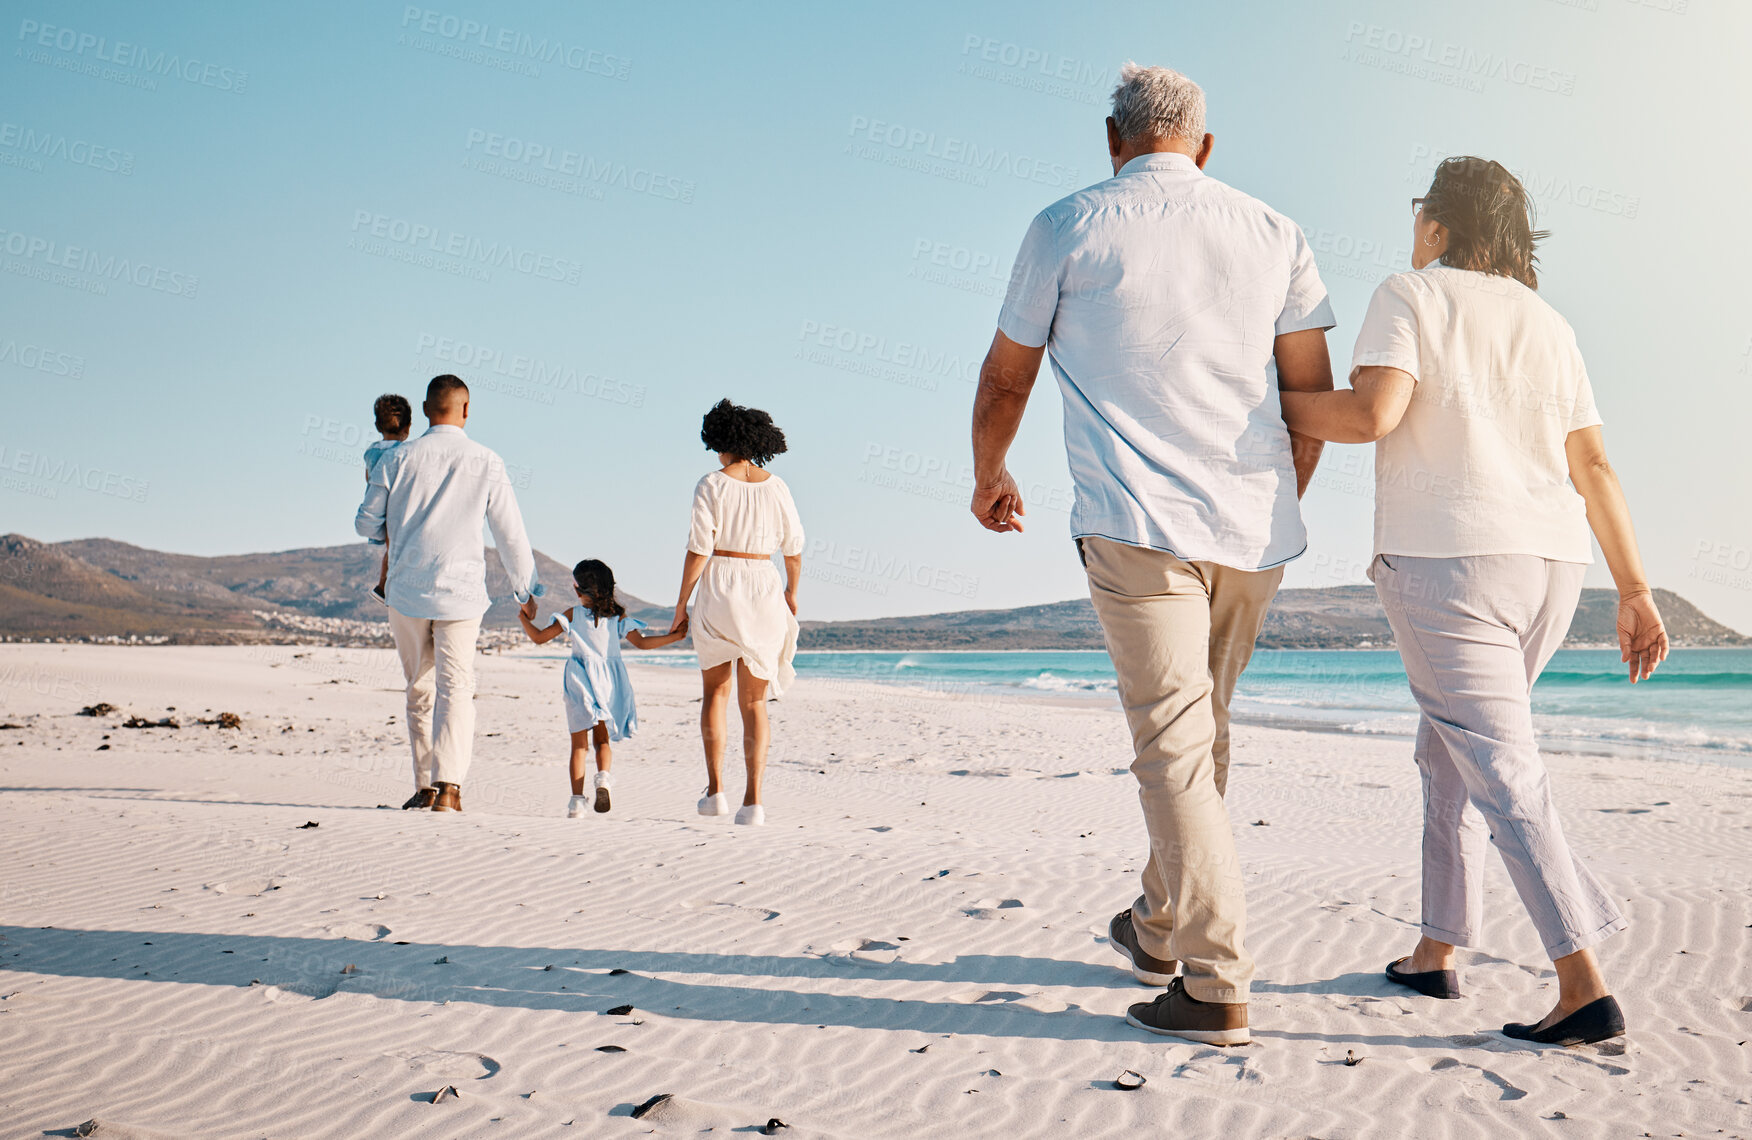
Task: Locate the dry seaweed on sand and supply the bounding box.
[122,715,180,729]
[76,703,117,717]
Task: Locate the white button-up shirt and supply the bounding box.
[354,424,543,621]
[998,151,1336,570]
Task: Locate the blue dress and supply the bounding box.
[554,609,646,739]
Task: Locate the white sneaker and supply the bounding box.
[697,790,730,817]
[592,770,614,814]
[734,803,765,826]
[566,794,588,819]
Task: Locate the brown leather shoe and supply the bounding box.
[402,787,436,810]
[1125,977,1249,1046]
[431,782,462,812]
[1109,909,1178,985]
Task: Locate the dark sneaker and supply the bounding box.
[1108,909,1178,985]
[1126,977,1250,1046]
[401,787,436,810]
[431,782,462,812]
[1503,995,1625,1047]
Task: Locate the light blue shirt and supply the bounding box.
[363,438,401,481]
[998,151,1336,570]
[353,424,543,621]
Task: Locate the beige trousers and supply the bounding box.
[387,607,482,790]
[1081,537,1283,1003]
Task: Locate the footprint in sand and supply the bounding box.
[676,900,780,922]
[206,877,291,896]
[395,1050,501,1081]
[947,989,1068,1013]
[1173,1053,1264,1085]
[809,938,904,967]
[962,898,1024,920]
[319,922,392,941]
[1429,1057,1526,1100]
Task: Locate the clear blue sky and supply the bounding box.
[5,0,1750,627]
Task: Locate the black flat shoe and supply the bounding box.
[1502,995,1625,1047]
[1385,957,1462,1000]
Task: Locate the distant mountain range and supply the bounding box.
[796,587,1748,650]
[0,534,666,642]
[1,534,1746,650]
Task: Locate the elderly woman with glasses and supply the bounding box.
[1281,156,1667,1048]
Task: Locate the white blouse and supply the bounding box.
[1351,266,1601,563]
[687,471,805,558]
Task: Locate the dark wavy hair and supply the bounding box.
[572,559,625,623]
[700,398,787,466]
[1423,156,1547,290]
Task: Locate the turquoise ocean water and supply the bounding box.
[631,648,1752,769]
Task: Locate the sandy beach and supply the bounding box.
[1,644,1748,1139]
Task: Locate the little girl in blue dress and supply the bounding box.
[517,559,688,817]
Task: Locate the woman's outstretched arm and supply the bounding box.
[1280,366,1417,444]
[1565,426,1668,682]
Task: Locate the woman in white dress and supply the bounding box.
[672,399,805,826]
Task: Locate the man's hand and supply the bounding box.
[519,596,538,620]
[970,469,1027,533]
[971,330,1045,535]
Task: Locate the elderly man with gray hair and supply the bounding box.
[970,63,1336,1044]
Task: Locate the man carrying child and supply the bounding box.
[354,374,543,812]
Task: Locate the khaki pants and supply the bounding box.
[387,607,482,790]
[1081,537,1282,1003]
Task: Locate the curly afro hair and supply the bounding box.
[699,398,788,466]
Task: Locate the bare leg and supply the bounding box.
[700,661,734,796]
[735,659,770,807]
[1540,948,1610,1028]
[1408,935,1456,973]
[592,722,612,773]
[568,729,590,796]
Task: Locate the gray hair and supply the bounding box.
[1109,62,1206,144]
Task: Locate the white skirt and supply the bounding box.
[692,557,799,697]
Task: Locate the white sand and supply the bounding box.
[0,645,1748,1139]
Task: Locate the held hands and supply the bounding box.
[672,603,689,637]
[668,614,690,638]
[970,468,1026,533]
[1617,590,1669,683]
[519,596,538,620]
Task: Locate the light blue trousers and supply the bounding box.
[1373,554,1627,961]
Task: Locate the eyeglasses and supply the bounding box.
[1411,197,1429,217]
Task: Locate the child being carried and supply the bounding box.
[363,394,411,604]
